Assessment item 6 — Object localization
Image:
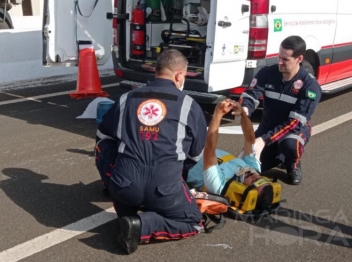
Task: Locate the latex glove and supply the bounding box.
[253,137,265,159]
[242,106,249,116]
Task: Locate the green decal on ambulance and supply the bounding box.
[274,19,282,32]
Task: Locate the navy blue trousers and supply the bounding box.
[255,124,311,172]
[95,139,202,243]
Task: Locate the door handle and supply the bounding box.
[218,21,232,27]
[242,4,249,13]
[271,5,276,12]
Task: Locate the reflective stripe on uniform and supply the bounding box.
[289,111,307,125]
[188,149,203,162]
[270,119,299,141]
[96,129,114,141]
[280,134,305,146]
[118,141,126,153]
[240,92,260,109]
[117,92,128,139]
[176,95,193,161]
[265,91,297,104]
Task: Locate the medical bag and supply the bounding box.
[222,176,282,214]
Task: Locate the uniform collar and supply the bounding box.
[147,78,177,88]
[280,65,304,83]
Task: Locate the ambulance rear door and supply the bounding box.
[204,0,250,92]
[42,0,113,67]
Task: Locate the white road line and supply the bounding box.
[0,207,116,262]
[0,83,120,106]
[312,111,352,135]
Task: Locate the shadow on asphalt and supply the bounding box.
[0,168,111,228]
[0,167,138,255]
[66,148,96,157]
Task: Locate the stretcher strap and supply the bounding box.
[202,214,226,233]
[217,154,236,165]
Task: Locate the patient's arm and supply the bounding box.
[203,100,233,171]
[231,101,255,156]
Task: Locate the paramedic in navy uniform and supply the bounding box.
[94,49,207,254]
[240,35,322,185]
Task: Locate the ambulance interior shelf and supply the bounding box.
[141,18,207,77]
[129,0,210,78]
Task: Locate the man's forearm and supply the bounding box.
[203,113,222,169]
[240,112,255,144]
[205,114,222,154]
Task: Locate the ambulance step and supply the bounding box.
[119,80,147,89]
[183,90,226,104]
[321,77,352,94]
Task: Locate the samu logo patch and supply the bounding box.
[137,99,167,126]
[249,78,257,89]
[292,79,304,94]
[307,90,317,100]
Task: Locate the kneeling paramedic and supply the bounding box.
[95,50,207,254]
[240,35,322,185]
[186,99,274,211]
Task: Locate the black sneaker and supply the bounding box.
[287,163,302,185]
[117,216,141,254]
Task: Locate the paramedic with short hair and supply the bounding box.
[94,49,207,254]
[240,35,322,185]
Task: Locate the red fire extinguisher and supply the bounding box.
[131,2,145,58]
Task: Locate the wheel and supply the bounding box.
[0,8,13,29]
[302,60,315,76]
[0,21,11,29]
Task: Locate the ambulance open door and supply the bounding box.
[42,0,112,67]
[204,0,250,92]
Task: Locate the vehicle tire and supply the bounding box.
[0,7,13,29]
[302,60,315,76]
[0,21,11,29]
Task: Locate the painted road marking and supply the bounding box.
[312,111,352,135]
[0,83,120,106]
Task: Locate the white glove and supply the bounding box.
[242,106,249,116]
[253,137,265,159]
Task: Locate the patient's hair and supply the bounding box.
[255,185,274,211]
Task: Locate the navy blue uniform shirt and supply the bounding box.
[241,64,322,145]
[96,78,207,166]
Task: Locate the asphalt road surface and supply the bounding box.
[0,76,351,262]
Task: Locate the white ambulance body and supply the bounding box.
[42,0,352,103]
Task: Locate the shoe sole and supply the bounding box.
[117,218,139,254]
[290,180,301,185]
[288,176,301,185]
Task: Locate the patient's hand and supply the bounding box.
[214,99,234,117]
[229,100,244,116]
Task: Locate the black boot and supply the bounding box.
[117,216,141,254]
[287,163,302,185]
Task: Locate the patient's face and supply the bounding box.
[244,171,261,186]
[243,171,266,194]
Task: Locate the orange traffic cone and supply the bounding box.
[70,46,109,99]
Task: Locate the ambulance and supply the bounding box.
[42,0,352,103]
